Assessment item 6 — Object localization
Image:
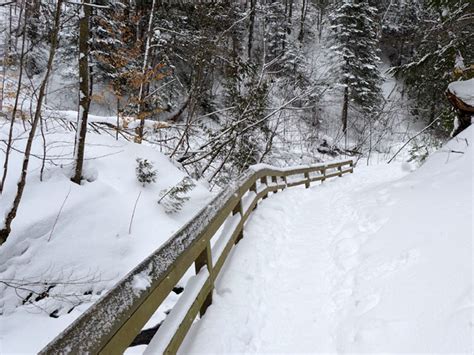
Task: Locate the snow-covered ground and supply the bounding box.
[0,121,212,353]
[179,127,473,353]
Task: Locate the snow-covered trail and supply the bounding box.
[180,164,406,353]
[180,129,473,354]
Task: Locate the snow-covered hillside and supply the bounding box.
[179,126,473,353]
[0,122,212,353]
[1,122,472,354]
[0,0,472,353]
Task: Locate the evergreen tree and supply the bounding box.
[224,61,269,175]
[158,177,196,214]
[329,0,383,141]
[392,0,474,134]
[380,0,424,66]
[136,158,157,187]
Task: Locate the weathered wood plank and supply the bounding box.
[232,199,244,243]
[304,172,310,188]
[164,275,213,354]
[286,180,306,188]
[309,175,324,183]
[194,241,213,317]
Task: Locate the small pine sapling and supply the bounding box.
[136,158,157,187]
[158,177,196,213]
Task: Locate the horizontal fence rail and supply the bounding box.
[40,159,354,354]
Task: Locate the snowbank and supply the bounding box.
[0,122,211,353]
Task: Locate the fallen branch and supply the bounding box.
[129,191,142,235]
[48,186,72,242]
[387,116,441,164]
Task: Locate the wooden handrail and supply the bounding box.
[39,159,354,354]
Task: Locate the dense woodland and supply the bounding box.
[0,0,472,244]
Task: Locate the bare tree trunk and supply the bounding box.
[298,0,307,42]
[8,3,12,52]
[316,0,328,41]
[341,83,349,148]
[367,114,372,166]
[0,0,63,246]
[247,0,256,59]
[116,96,120,140]
[14,1,25,52]
[0,7,8,114]
[71,0,91,184]
[0,3,28,194]
[136,0,157,143]
[288,0,293,26]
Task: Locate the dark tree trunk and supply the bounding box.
[298,0,306,42]
[72,0,91,184]
[136,0,157,143]
[248,0,256,59]
[342,83,349,146]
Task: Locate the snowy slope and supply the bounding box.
[0,122,211,353]
[180,127,473,353]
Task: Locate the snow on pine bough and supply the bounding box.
[38,160,354,354]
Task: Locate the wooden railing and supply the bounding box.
[40,159,354,354]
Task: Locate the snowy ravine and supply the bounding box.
[0,125,212,353]
[178,127,473,353]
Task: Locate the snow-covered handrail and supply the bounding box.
[39,159,354,354]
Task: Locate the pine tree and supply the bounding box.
[329,0,383,141]
[136,158,157,187]
[158,177,196,214]
[223,59,269,175]
[392,0,474,134]
[380,0,424,66]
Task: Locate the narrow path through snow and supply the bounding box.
[179,135,473,354]
[180,164,410,353]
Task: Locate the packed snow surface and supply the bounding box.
[180,127,473,353]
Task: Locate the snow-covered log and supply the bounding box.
[446,78,474,136]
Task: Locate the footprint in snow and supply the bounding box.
[354,293,380,316]
[333,238,359,258]
[216,287,232,296]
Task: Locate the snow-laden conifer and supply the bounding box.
[329,0,383,139]
[135,158,157,187]
[158,177,196,213]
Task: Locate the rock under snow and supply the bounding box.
[447,78,474,107]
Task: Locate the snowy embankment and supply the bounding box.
[180,127,473,353]
[0,122,211,353]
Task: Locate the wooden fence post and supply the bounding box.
[271,176,278,193]
[321,167,326,183]
[194,241,213,317]
[338,165,342,177]
[304,172,310,188]
[260,176,268,199]
[232,199,244,243]
[250,182,257,193]
[250,182,257,209]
